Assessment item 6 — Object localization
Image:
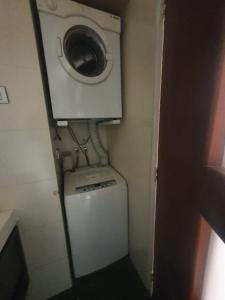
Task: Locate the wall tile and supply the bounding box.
[26,257,72,300]
[0,179,61,231]
[0,65,48,130]
[109,124,153,178]
[0,0,39,69]
[0,0,71,298]
[107,0,159,289]
[20,221,68,270]
[0,129,56,187]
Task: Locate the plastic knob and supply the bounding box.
[45,0,58,11]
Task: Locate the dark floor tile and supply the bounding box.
[48,288,76,300]
[76,257,150,300]
[48,257,150,300]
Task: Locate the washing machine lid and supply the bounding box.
[64,166,126,196]
[56,17,113,84]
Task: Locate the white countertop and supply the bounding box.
[0,210,17,253]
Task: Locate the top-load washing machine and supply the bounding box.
[64,166,128,277]
[37,0,122,119]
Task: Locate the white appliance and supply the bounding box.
[37,0,122,119]
[64,166,128,277]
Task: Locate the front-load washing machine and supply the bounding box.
[37,0,122,119]
[64,166,128,277]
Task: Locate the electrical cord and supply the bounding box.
[83,147,90,166]
[67,125,85,154]
[75,148,79,169]
[54,125,62,141]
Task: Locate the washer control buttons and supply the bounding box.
[76,180,116,193]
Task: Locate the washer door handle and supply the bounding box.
[56,37,63,57]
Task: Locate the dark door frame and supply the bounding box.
[154,1,225,299]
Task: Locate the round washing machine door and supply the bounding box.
[57,17,113,84]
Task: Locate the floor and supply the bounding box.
[48,257,150,300]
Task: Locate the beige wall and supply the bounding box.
[107,0,162,289]
[0,1,71,299]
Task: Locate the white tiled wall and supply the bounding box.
[107,0,162,289]
[0,0,72,299]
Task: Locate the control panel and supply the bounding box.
[76,180,116,193]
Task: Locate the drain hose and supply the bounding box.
[88,120,108,166]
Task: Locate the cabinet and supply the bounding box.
[0,227,29,300]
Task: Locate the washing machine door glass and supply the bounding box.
[64,26,107,77]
